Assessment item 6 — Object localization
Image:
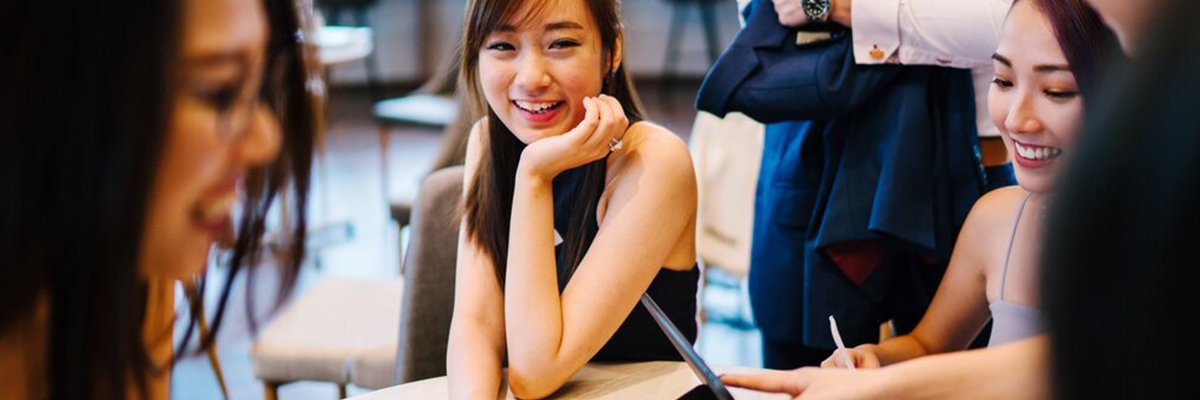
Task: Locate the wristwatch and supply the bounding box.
[802,0,831,24]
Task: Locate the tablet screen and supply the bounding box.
[640,293,736,400]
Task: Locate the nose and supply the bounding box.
[512,53,551,93]
[234,103,283,168]
[1004,90,1044,135]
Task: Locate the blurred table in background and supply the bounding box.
[316,25,374,68]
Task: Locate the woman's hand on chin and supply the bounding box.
[518,95,628,181]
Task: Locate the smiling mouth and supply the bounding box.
[1014,141,1063,161]
[513,100,564,114]
[193,196,235,229]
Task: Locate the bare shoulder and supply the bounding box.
[957,185,1030,262]
[968,186,1029,229]
[601,122,697,220]
[617,121,694,180]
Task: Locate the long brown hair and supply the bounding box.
[0,0,319,398]
[461,0,644,288]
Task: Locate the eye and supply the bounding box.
[197,85,241,111]
[549,39,580,50]
[486,41,515,51]
[1044,89,1080,101]
[991,77,1013,90]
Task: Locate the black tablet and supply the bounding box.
[640,293,737,400]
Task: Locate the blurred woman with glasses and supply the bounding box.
[0,0,319,398]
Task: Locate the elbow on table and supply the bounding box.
[507,364,569,399]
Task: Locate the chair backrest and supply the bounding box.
[393,166,464,384]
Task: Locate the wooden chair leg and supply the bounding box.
[338,383,348,399]
[379,123,392,202]
[197,311,229,399]
[263,381,281,400]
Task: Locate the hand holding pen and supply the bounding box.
[823,316,882,369]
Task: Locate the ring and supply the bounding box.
[608,137,623,152]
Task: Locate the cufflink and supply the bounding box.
[869,45,885,60]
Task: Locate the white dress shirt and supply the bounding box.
[850,0,1013,137]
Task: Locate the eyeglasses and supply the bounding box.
[198,33,300,144]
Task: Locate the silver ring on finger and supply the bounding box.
[608,137,623,152]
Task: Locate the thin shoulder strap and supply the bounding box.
[999,192,1033,300]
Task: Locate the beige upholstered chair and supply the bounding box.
[250,278,403,399]
[351,166,464,389]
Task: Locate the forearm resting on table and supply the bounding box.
[447,319,504,400]
[876,336,1049,400]
[503,171,581,398]
[868,334,940,366]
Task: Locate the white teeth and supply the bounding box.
[515,100,561,113]
[197,197,235,223]
[1014,142,1062,161]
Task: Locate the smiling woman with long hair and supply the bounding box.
[447,0,701,398]
[0,0,319,398]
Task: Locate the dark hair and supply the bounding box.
[1042,0,1200,399]
[0,0,318,398]
[1020,0,1123,101]
[460,0,644,287]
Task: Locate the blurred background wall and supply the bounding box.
[326,0,742,86]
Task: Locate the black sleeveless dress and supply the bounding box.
[550,163,699,362]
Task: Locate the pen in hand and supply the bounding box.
[828,315,856,370]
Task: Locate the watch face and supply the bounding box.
[804,0,829,17]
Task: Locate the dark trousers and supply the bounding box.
[761,335,831,369]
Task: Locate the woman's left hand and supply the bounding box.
[721,367,888,400]
[518,94,628,181]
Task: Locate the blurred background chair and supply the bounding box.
[351,166,465,389]
[249,278,402,400]
[376,48,464,273]
[315,0,382,99]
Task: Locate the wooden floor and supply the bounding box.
[170,79,761,400]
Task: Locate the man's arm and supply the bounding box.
[774,0,1012,67]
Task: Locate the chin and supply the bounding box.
[1012,156,1066,195]
[1014,173,1057,194]
[151,242,212,281]
[504,122,567,144]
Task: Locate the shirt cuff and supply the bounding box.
[897,47,991,69]
[850,0,902,64]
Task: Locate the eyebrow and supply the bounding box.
[185,52,250,69]
[1033,64,1072,73]
[496,20,585,32]
[545,21,584,31]
[993,53,1072,73]
[992,53,1012,67]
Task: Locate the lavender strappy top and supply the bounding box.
[987,193,1046,346]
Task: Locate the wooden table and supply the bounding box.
[347,361,789,400]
